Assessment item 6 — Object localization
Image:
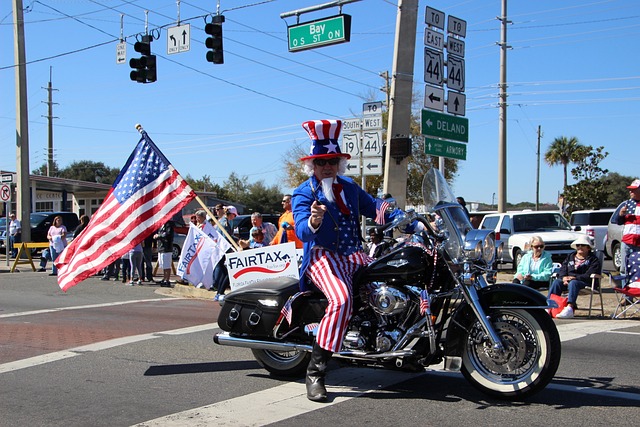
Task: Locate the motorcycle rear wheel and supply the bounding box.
[251,349,310,378]
[460,308,561,400]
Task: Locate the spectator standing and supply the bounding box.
[120,251,131,284]
[513,236,553,289]
[212,206,238,301]
[611,178,640,284]
[8,212,21,258]
[47,215,67,276]
[141,234,155,283]
[548,235,601,319]
[129,243,143,285]
[154,221,174,288]
[270,194,303,248]
[73,215,90,239]
[457,196,470,219]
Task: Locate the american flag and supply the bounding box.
[419,289,431,316]
[280,291,309,325]
[56,131,196,291]
[375,200,390,225]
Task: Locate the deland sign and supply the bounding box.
[287,14,352,52]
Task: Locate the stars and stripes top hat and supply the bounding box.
[300,119,351,161]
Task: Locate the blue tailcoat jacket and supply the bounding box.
[292,175,384,291]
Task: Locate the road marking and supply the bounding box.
[135,320,640,426]
[0,298,182,319]
[0,323,217,374]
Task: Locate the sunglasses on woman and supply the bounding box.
[313,158,340,167]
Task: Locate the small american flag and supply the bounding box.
[56,130,196,291]
[375,200,390,225]
[419,289,431,316]
[280,291,309,325]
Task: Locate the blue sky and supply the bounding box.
[1,0,639,207]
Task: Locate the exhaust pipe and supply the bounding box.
[214,332,415,360]
[214,332,312,353]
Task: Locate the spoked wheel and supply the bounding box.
[251,349,310,378]
[461,309,561,400]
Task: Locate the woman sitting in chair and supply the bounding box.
[548,235,601,319]
[513,235,553,289]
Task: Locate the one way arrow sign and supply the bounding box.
[424,85,444,111]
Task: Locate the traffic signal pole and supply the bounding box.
[382,0,418,209]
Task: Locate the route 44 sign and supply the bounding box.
[424,48,443,86]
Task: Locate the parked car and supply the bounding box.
[605,203,625,270]
[479,210,584,269]
[0,217,7,253]
[569,208,615,255]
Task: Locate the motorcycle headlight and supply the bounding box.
[463,240,483,261]
[482,233,495,264]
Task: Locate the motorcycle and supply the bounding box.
[213,167,561,400]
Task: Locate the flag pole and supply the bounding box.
[135,124,241,252]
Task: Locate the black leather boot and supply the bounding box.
[306,342,333,402]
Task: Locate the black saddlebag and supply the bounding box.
[218,277,300,336]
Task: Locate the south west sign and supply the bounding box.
[421,109,468,143]
[288,15,352,52]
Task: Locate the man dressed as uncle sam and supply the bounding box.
[292,119,400,402]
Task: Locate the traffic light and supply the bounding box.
[129,35,157,83]
[205,15,225,64]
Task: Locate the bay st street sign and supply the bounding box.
[421,109,468,143]
[287,15,351,52]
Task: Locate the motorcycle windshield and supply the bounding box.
[422,167,473,261]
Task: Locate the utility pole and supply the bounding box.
[496,0,510,213]
[379,70,390,107]
[13,0,31,242]
[43,66,58,177]
[382,0,418,209]
[536,125,542,211]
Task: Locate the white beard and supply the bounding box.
[320,177,336,204]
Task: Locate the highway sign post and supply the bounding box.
[421,109,468,143]
[287,14,351,52]
[424,48,444,86]
[446,56,465,92]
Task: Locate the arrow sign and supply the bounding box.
[362,158,383,176]
[447,91,466,116]
[424,85,444,111]
[421,109,468,142]
[167,24,190,55]
[424,138,467,160]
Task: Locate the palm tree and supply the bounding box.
[544,136,585,193]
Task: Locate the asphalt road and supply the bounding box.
[1,269,639,426]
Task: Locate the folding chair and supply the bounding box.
[611,250,640,319]
[577,249,605,318]
[612,286,640,318]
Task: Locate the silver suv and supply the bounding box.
[605,203,625,270]
[479,210,584,269]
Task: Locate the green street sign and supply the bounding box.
[287,15,351,52]
[421,109,468,142]
[424,138,467,160]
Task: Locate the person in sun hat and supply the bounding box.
[291,119,401,402]
[611,178,640,286]
[548,234,601,319]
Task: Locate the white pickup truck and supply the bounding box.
[479,210,585,269]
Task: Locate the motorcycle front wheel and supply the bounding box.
[251,349,310,378]
[460,308,561,400]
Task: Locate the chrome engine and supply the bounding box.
[343,283,413,353]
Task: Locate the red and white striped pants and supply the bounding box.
[306,248,373,353]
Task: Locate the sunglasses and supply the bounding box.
[532,245,544,249]
[313,158,340,167]
[575,244,589,248]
